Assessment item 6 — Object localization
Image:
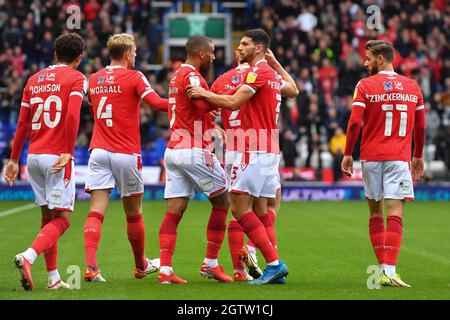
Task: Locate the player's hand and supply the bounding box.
[186,85,206,99]
[341,155,353,178]
[210,109,221,119]
[411,157,424,181]
[214,125,227,145]
[3,160,19,187]
[52,153,72,174]
[264,49,280,68]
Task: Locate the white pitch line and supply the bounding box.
[0,203,37,218]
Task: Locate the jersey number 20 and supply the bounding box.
[31,95,62,130]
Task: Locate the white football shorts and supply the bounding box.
[230,152,281,198]
[27,154,75,211]
[361,161,414,201]
[164,148,228,199]
[224,150,237,185]
[85,148,144,198]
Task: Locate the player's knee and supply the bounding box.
[369,212,383,218]
[210,193,230,210]
[53,211,72,227]
[167,202,188,216]
[267,205,279,215]
[386,212,402,218]
[231,209,245,221]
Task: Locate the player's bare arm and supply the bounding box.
[264,49,300,98]
[186,84,254,111]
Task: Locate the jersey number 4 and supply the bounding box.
[97,96,113,127]
[31,95,62,130]
[382,104,407,137]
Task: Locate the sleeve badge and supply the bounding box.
[189,75,201,87]
[246,72,258,84]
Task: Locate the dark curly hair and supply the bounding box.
[243,29,270,50]
[55,32,85,63]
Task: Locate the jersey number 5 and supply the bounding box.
[169,98,176,128]
[382,104,407,137]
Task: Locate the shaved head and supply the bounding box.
[185,35,215,76]
[186,35,213,57]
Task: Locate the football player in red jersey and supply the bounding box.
[211,50,287,282]
[82,34,168,282]
[187,29,299,284]
[209,51,256,281]
[3,33,87,291]
[342,40,426,288]
[158,35,231,284]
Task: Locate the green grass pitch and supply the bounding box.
[0,200,448,300]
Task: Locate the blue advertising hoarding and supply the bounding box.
[0,184,448,202]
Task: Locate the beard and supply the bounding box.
[199,62,211,78]
[239,48,255,64]
[367,63,378,76]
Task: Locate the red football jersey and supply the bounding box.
[352,71,424,161]
[88,66,157,155]
[167,64,215,149]
[21,64,87,155]
[210,64,250,151]
[241,59,282,153]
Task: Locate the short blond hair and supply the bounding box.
[107,33,135,60]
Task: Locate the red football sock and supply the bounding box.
[369,216,385,265]
[227,219,245,270]
[384,216,403,266]
[126,214,147,270]
[159,211,182,267]
[84,211,104,270]
[205,207,228,259]
[30,217,70,256]
[42,218,58,272]
[238,211,278,264]
[259,210,277,253]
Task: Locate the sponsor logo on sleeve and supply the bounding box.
[189,76,201,87]
[246,72,258,84]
